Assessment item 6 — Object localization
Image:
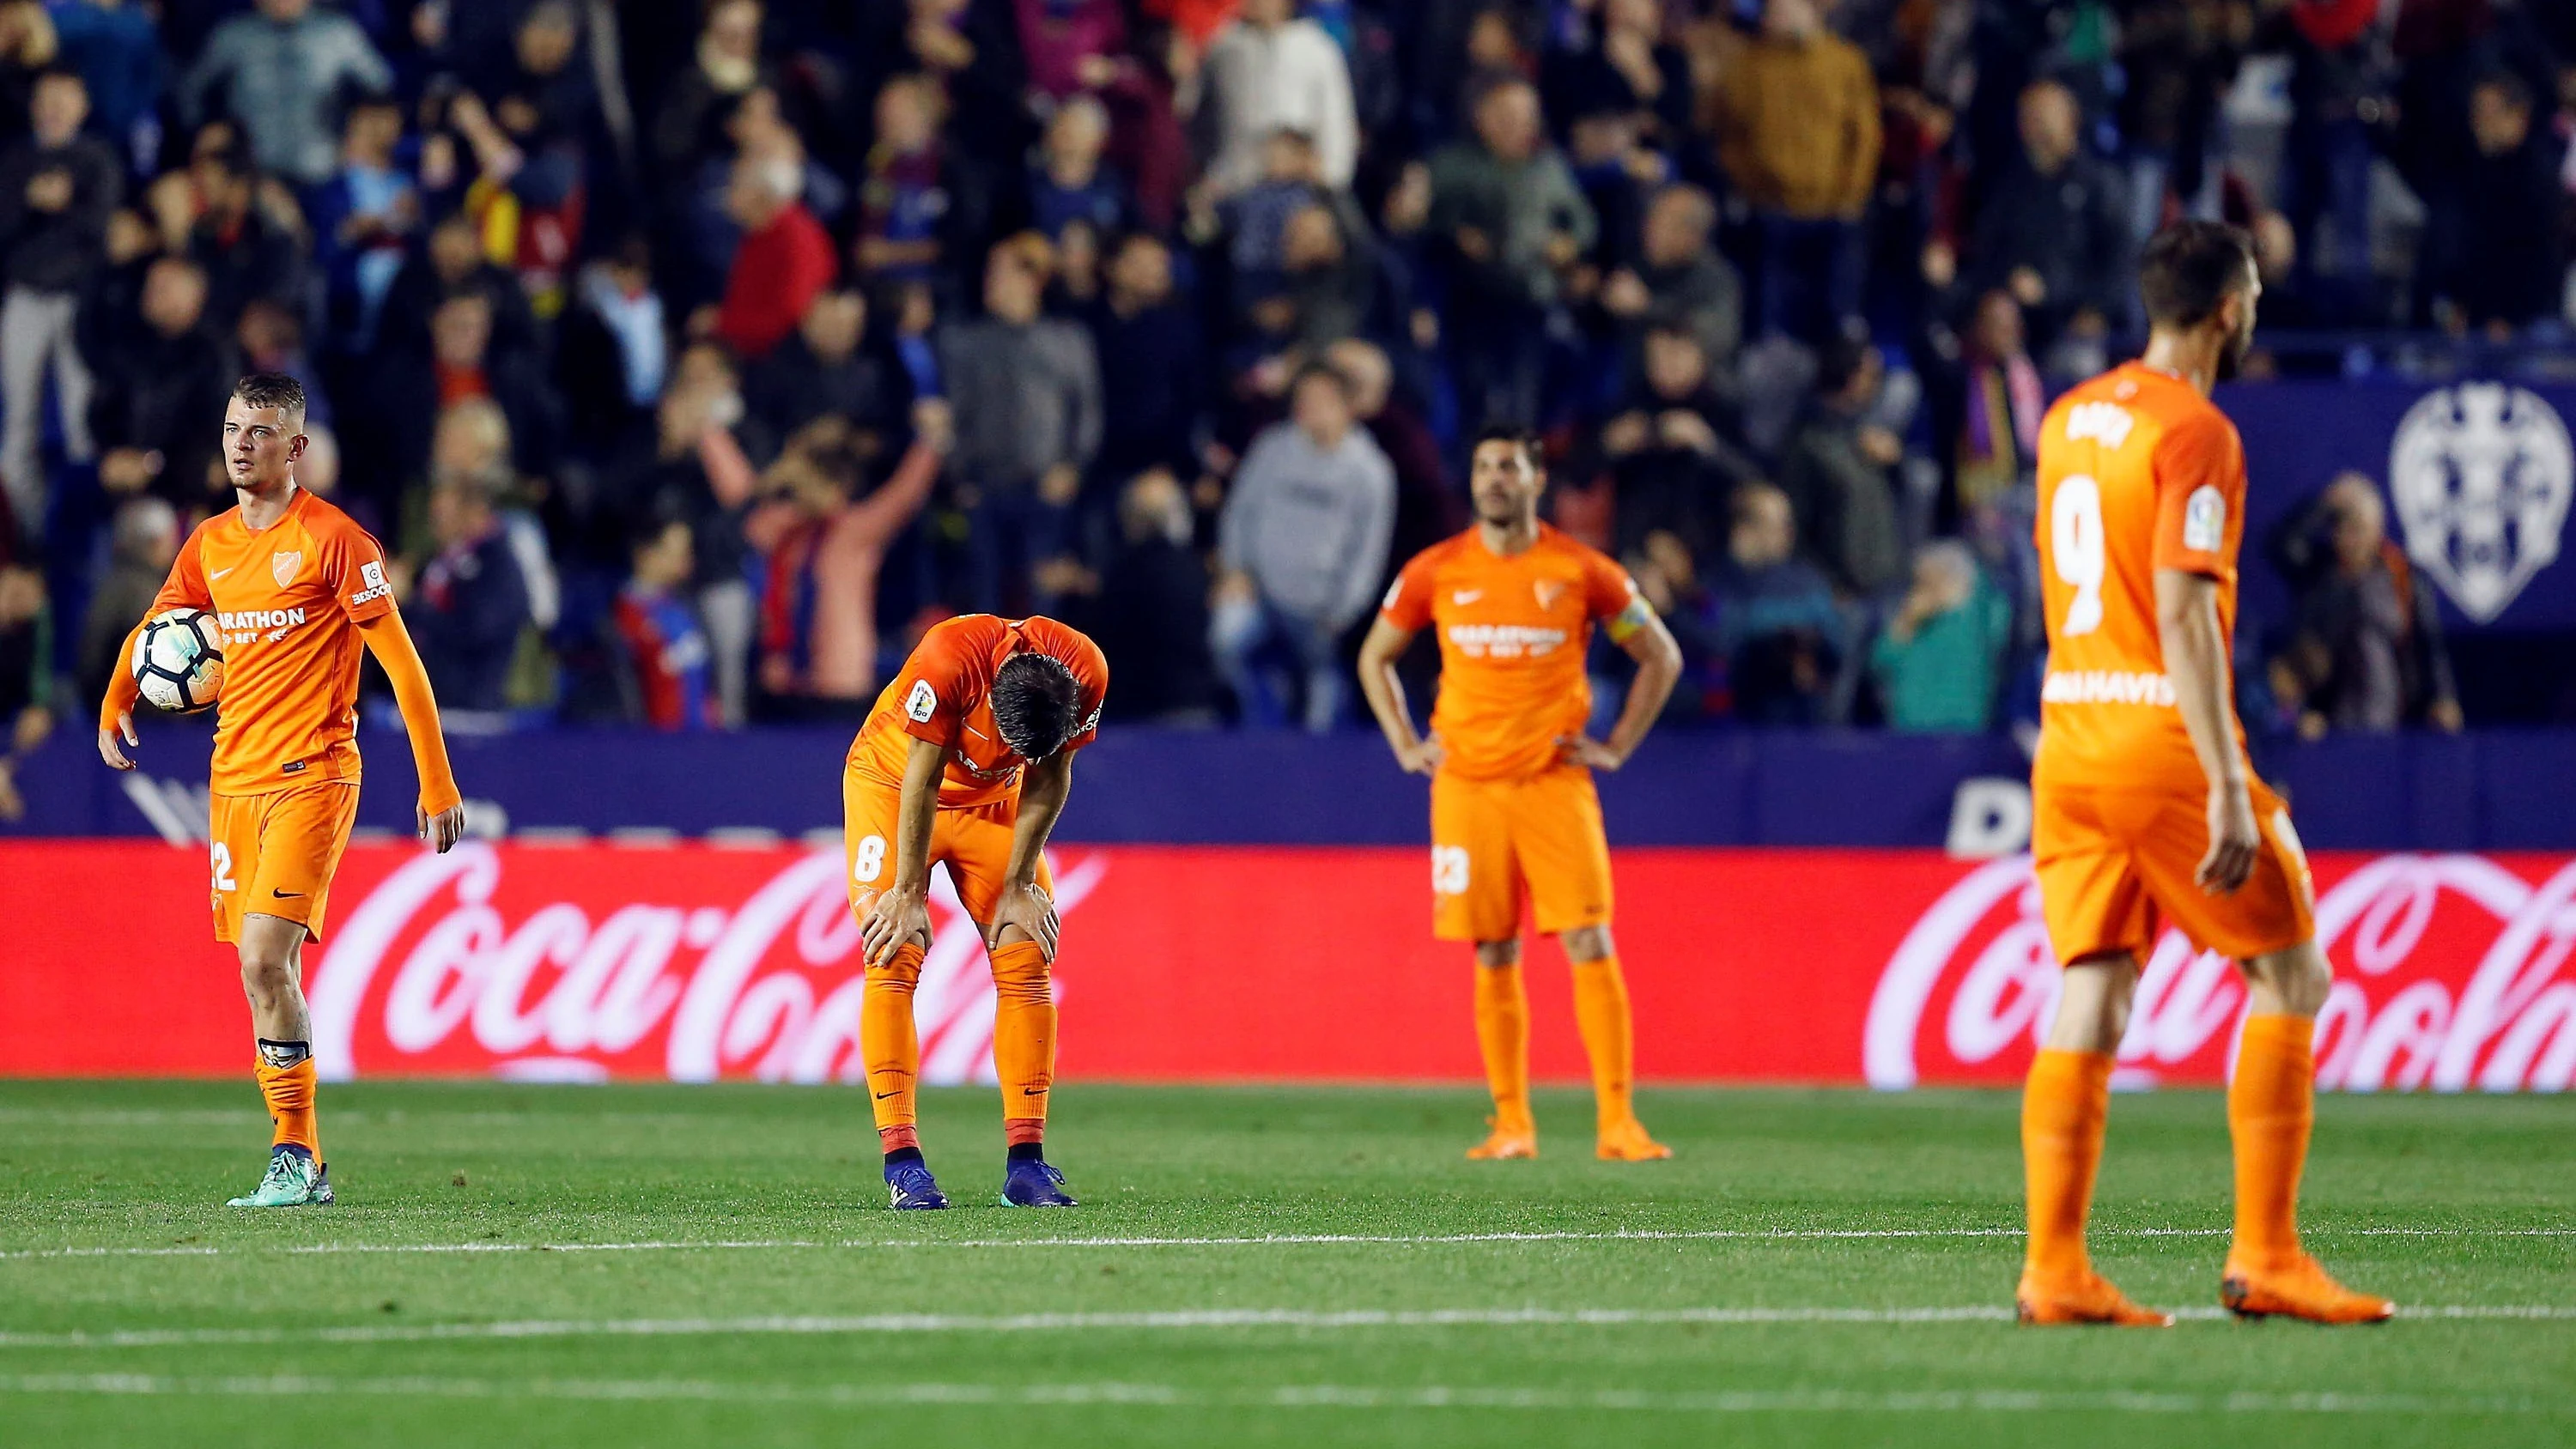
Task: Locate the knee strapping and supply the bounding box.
[870,943,926,991]
[989,940,1051,1006]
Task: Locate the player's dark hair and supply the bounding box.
[1470,424,1542,470]
[232,372,307,428]
[992,652,1084,760]
[2137,220,2256,330]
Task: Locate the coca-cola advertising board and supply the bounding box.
[4,842,2572,1088]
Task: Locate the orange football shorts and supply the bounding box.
[2032,777,2315,964]
[842,769,1054,926]
[1429,764,1614,943]
[208,780,361,944]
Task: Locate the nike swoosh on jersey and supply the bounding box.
[1452,590,1482,603]
[210,567,233,579]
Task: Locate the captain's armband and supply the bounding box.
[1604,593,1656,643]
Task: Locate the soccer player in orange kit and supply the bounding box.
[2019,221,2391,1326]
[847,614,1106,1209]
[97,373,465,1208]
[1357,426,1683,1161]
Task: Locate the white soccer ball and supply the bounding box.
[132,607,225,714]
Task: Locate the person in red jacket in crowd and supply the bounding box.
[715,154,837,361]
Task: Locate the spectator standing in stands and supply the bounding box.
[1212,361,1394,731]
[404,474,532,717]
[1968,81,2129,354]
[184,146,304,332]
[1780,337,1905,599]
[748,289,896,442]
[179,0,391,187]
[0,560,47,818]
[1427,76,1596,429]
[1933,289,2045,518]
[1196,0,1359,197]
[307,95,418,355]
[2427,72,2567,336]
[51,0,157,170]
[715,153,838,363]
[1598,184,1741,373]
[852,73,991,300]
[1868,539,2010,731]
[744,403,948,716]
[558,239,668,459]
[0,68,114,549]
[75,494,173,703]
[1712,0,1880,343]
[89,256,234,513]
[1597,322,1756,561]
[610,518,713,731]
[938,233,1102,613]
[1029,94,1133,242]
[1087,230,1205,481]
[1096,465,1220,724]
[1713,481,1845,724]
[2269,472,2464,737]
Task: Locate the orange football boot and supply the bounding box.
[1466,1115,1538,1160]
[2015,1269,2176,1327]
[1595,1119,1673,1161]
[2221,1254,2395,1325]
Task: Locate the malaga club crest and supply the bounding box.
[2387,384,2573,623]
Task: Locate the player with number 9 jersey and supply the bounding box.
[2016,221,2386,1331]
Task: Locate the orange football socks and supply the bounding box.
[1473,961,1532,1130]
[2229,1015,2317,1270]
[1567,955,1636,1129]
[254,1052,319,1157]
[863,941,927,1147]
[2022,1047,2113,1280]
[989,938,1054,1146]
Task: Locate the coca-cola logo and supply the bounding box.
[305,843,1107,1082]
[1863,854,2576,1090]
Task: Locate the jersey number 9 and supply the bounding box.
[2050,475,2105,638]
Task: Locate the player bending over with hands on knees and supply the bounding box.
[2019,221,2390,1326]
[847,615,1107,1209]
[99,373,465,1208]
[1358,426,1683,1161]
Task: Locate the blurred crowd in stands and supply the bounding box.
[0,0,2559,788]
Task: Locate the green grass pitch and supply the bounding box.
[1,1080,2570,1447]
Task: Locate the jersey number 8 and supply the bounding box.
[854,835,887,884]
[2050,475,2105,638]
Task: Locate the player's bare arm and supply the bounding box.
[2155,567,2257,894]
[355,609,467,853]
[1356,617,1443,775]
[989,750,1073,960]
[861,734,951,965]
[1558,604,1682,772]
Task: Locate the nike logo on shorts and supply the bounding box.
[1452,590,1482,603]
[271,888,306,899]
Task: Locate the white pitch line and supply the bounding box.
[2,1303,2572,1350]
[0,1373,2566,1416]
[6,1223,2574,1262]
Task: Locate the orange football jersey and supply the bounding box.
[2032,361,2250,794]
[143,488,399,796]
[848,615,1109,809]
[1380,524,1646,781]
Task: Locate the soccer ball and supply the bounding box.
[132,608,225,714]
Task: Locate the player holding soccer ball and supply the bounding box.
[96,373,465,1209]
[847,615,1106,1209]
[2017,222,2389,1326]
[1356,427,1684,1162]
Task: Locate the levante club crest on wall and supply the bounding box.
[2388,383,2573,624]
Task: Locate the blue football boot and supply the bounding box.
[1001,1156,1077,1208]
[886,1158,951,1210]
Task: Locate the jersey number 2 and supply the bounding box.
[2050,475,2105,637]
[210,842,237,894]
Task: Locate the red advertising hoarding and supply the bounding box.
[4,842,2572,1088]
